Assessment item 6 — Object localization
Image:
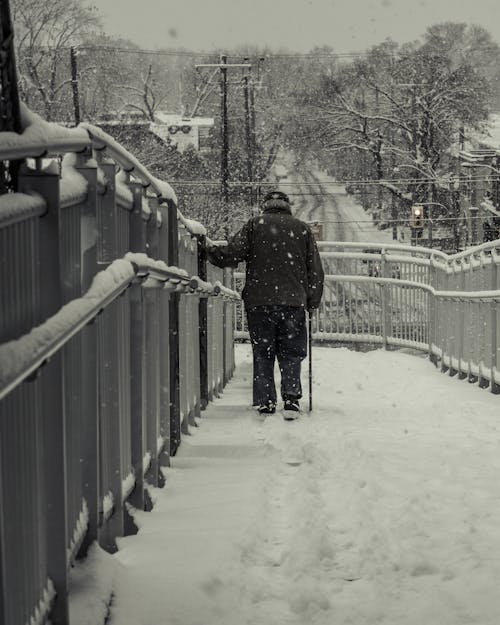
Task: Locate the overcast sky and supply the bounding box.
[92,0,500,53]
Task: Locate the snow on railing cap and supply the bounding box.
[150,176,177,204]
[80,123,178,204]
[178,213,207,236]
[0,103,90,160]
[0,259,136,394]
[0,191,46,227]
[124,252,190,280]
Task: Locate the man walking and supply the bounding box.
[207,190,324,419]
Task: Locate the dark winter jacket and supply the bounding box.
[207,201,324,310]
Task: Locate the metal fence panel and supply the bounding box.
[0,123,239,624]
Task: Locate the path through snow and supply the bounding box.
[76,344,500,625]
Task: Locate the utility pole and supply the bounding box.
[220,54,229,204]
[195,57,251,214]
[249,77,259,207]
[70,47,81,126]
[243,59,254,212]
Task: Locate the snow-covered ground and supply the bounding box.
[72,343,500,625]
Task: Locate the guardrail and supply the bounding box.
[0,111,239,625]
[234,240,500,393]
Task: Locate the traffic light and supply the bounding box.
[410,204,424,229]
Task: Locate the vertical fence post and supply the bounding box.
[491,257,499,393]
[0,456,5,623]
[74,151,100,558]
[18,164,70,623]
[448,261,459,378]
[198,235,209,410]
[380,250,391,350]
[479,251,490,389]
[167,200,181,455]
[427,257,436,364]
[144,200,161,493]
[127,184,147,521]
[467,258,478,383]
[157,202,171,468]
[457,265,467,379]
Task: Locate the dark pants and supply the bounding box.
[246,305,308,406]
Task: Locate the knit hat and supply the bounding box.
[263,190,290,204]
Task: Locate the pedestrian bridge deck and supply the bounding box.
[97,343,500,625]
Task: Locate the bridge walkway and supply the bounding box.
[76,343,500,625]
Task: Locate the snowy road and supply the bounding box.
[289,169,395,244]
[73,343,500,625]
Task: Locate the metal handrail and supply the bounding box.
[0,104,91,160]
[0,260,137,401]
[317,240,449,260]
[0,132,91,161]
[213,280,241,301]
[325,274,500,302]
[0,105,206,239]
[0,255,227,402]
[80,123,177,204]
[320,251,433,267]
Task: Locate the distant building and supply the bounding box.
[150,113,214,153]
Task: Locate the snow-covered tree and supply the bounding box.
[286,26,492,221]
[12,0,101,120]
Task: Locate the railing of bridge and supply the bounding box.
[234,240,500,392]
[0,107,239,625]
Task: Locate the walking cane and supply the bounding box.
[308,310,313,413]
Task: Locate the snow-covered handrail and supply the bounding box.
[125,252,190,285]
[320,251,433,268]
[213,280,241,301]
[0,103,90,160]
[318,239,500,268]
[0,104,215,242]
[187,276,216,295]
[317,240,449,260]
[80,123,177,205]
[81,123,211,240]
[325,274,500,302]
[0,259,136,401]
[0,254,229,402]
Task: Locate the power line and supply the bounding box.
[311,216,487,225]
[39,44,500,62]
[77,45,219,58]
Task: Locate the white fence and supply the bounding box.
[235,240,500,393]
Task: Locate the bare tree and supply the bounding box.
[287,30,490,215]
[12,0,101,120]
[115,63,168,121]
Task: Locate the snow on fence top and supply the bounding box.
[0,104,211,239]
[0,103,90,160]
[178,214,207,237]
[80,123,178,205]
[0,258,136,400]
[0,190,46,228]
[60,156,89,209]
